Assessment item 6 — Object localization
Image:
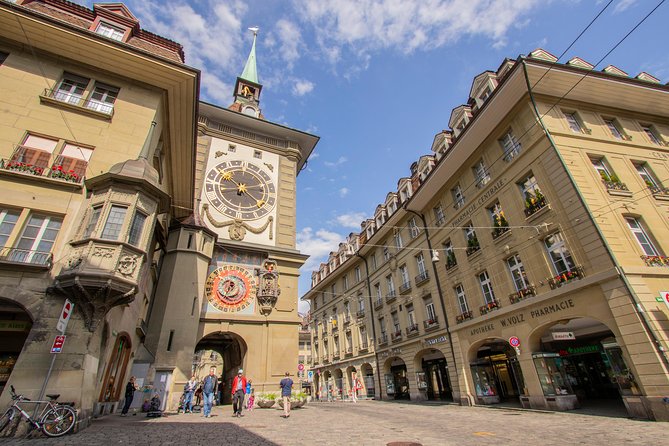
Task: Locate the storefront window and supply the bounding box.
[532,353,573,396]
[415,371,427,390]
[470,363,498,398]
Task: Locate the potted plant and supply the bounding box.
[255,392,277,408]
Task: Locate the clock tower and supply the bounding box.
[146,29,319,408]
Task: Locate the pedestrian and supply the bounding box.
[231,369,247,417]
[182,374,198,414]
[120,376,137,416]
[279,371,293,418]
[246,379,254,411]
[202,367,217,418]
[194,384,203,406]
[245,379,253,409]
[217,378,225,405]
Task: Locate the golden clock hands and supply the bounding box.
[217,169,250,195]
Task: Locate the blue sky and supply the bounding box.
[80,0,668,310]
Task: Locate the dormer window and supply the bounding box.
[95,22,126,41]
[479,86,492,103]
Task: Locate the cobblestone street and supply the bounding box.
[1,400,666,446]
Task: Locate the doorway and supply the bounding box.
[194,331,246,405]
[470,341,525,404]
[0,299,32,397]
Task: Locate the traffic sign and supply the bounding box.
[297,363,305,372]
[51,335,66,354]
[56,299,74,334]
[509,336,521,348]
[660,291,669,310]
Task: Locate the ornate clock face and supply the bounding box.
[205,265,256,312]
[204,160,276,220]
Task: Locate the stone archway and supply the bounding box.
[0,298,33,398]
[383,356,409,400]
[468,338,524,405]
[360,363,375,398]
[195,331,247,405]
[413,348,452,401]
[332,368,344,400]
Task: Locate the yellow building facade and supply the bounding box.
[305,49,669,421]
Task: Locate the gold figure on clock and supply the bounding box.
[204,160,276,220]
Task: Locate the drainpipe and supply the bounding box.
[405,209,461,401]
[521,60,669,373]
[355,251,384,401]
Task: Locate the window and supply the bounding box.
[331,284,336,298]
[408,218,420,238]
[563,111,583,133]
[386,275,396,295]
[0,209,20,248]
[394,230,404,250]
[228,144,236,152]
[254,150,262,159]
[383,244,390,261]
[14,214,62,265]
[479,86,492,103]
[464,224,478,253]
[455,285,469,314]
[343,275,349,291]
[374,283,382,301]
[443,240,456,267]
[86,83,119,115]
[499,129,521,162]
[101,205,127,240]
[640,124,661,145]
[590,157,613,181]
[370,253,377,270]
[357,295,365,312]
[391,312,400,333]
[478,271,496,304]
[625,217,660,256]
[406,304,416,327]
[507,255,530,291]
[54,73,88,105]
[128,212,147,246]
[452,184,465,209]
[399,265,410,287]
[354,266,361,282]
[95,21,125,41]
[425,302,436,321]
[359,326,367,343]
[344,301,351,316]
[489,202,507,228]
[433,204,445,226]
[544,232,575,275]
[603,118,624,140]
[633,163,660,189]
[11,134,58,173]
[519,174,541,198]
[473,159,490,188]
[416,253,426,276]
[55,143,93,179]
[379,317,386,335]
[84,206,103,238]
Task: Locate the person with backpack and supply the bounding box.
[182,374,198,414]
[202,367,218,418]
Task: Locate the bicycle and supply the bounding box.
[0,385,77,438]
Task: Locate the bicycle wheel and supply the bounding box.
[0,408,16,434]
[40,405,76,437]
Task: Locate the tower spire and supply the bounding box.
[240,27,259,84]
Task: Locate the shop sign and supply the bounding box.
[0,320,31,332]
[551,332,575,341]
[453,178,505,226]
[559,345,600,356]
[425,335,447,346]
[660,291,669,309]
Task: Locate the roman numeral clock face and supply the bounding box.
[205,160,276,220]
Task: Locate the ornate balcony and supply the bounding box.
[343,314,351,325]
[333,351,340,360]
[509,285,536,304]
[547,265,585,289]
[321,328,328,337]
[391,330,403,342]
[356,309,366,319]
[359,341,369,352]
[456,310,473,324]
[414,271,429,286]
[374,298,383,310]
[640,255,669,267]
[423,317,439,330]
[406,324,419,337]
[0,247,53,269]
[1,151,85,184]
[386,292,397,303]
[345,347,353,356]
[399,281,412,295]
[378,333,389,345]
[480,298,501,316]
[40,87,115,119]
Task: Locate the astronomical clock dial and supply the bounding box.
[205,265,256,312]
[204,160,276,220]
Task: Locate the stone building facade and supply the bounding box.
[304,49,669,421]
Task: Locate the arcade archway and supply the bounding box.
[469,339,525,404]
[333,369,343,400]
[195,331,247,405]
[0,298,32,397]
[414,348,452,401]
[383,357,409,400]
[360,363,375,398]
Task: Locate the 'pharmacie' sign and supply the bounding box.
[453,178,505,227]
[469,298,576,337]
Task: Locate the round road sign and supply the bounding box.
[298,363,305,371]
[509,336,521,348]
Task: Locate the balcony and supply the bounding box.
[321,329,328,337]
[480,298,501,316]
[333,351,341,360]
[414,271,429,286]
[385,292,397,303]
[502,145,521,163]
[453,199,465,210]
[0,148,85,185]
[343,314,351,325]
[359,341,369,352]
[435,216,445,226]
[456,310,473,324]
[40,88,114,119]
[524,194,548,218]
[509,285,537,304]
[374,298,383,310]
[648,185,669,200]
[405,324,420,337]
[0,247,53,269]
[640,255,669,267]
[345,347,353,356]
[356,309,366,319]
[399,281,412,295]
[547,265,585,289]
[602,178,632,197]
[445,253,457,271]
[378,333,388,345]
[323,356,330,364]
[423,317,439,331]
[466,238,481,256]
[391,330,402,342]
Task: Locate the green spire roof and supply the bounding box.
[240,29,259,84]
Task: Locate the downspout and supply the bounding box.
[355,251,384,401]
[405,208,462,402]
[521,60,669,373]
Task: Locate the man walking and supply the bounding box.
[202,367,217,418]
[120,376,137,416]
[279,371,293,418]
[182,374,198,413]
[231,369,247,417]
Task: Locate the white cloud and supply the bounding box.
[339,187,349,197]
[333,212,367,228]
[310,152,320,159]
[324,156,348,167]
[613,0,638,13]
[275,19,303,67]
[296,227,344,273]
[292,79,315,96]
[295,0,541,56]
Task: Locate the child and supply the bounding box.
[246,391,255,411]
[141,399,151,412]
